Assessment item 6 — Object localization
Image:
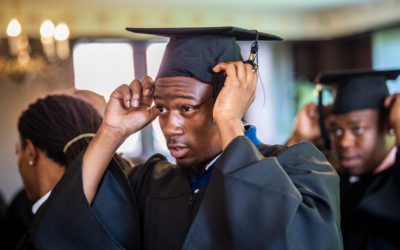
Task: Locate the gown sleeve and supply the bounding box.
[182,136,343,250]
[30,153,141,250]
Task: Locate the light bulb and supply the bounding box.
[7,18,22,37]
[54,23,70,41]
[40,20,55,38]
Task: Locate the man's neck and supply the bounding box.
[374,146,397,174]
[181,153,221,177]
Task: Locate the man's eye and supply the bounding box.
[353,126,364,135]
[182,105,194,112]
[331,128,343,137]
[156,106,167,113]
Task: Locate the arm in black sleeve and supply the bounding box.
[31,153,141,250]
[183,136,342,250]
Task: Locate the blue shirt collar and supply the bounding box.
[244,125,262,147]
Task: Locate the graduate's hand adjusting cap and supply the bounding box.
[315,69,400,114]
[126,26,282,84]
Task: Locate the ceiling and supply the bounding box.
[1,0,375,11]
[0,0,399,40]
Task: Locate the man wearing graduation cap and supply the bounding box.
[289,69,400,249]
[29,27,342,250]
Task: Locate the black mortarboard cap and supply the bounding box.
[315,69,400,114]
[126,27,282,84]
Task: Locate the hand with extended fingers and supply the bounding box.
[287,102,321,146]
[82,76,159,204]
[212,61,257,125]
[212,61,258,149]
[104,76,159,140]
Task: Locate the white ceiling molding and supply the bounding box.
[0,0,399,40]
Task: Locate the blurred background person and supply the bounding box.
[288,69,400,250]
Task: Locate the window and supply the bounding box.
[373,27,400,93]
[73,41,142,157]
[146,43,167,79]
[73,42,135,99]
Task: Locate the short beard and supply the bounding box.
[177,158,214,177]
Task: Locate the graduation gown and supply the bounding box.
[2,189,34,250]
[0,190,6,247]
[29,136,342,250]
[340,148,400,250]
[22,155,140,250]
[0,190,5,218]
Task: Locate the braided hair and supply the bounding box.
[18,95,102,167]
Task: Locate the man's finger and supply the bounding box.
[129,79,142,108]
[212,62,235,75]
[244,63,256,85]
[384,95,395,109]
[213,62,238,85]
[141,76,155,106]
[306,103,318,118]
[212,63,225,73]
[147,106,160,121]
[233,61,246,81]
[111,84,132,109]
[138,106,160,128]
[142,76,155,97]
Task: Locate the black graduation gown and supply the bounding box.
[2,189,34,250]
[340,148,400,250]
[23,154,141,250]
[0,190,5,218]
[30,136,342,250]
[0,190,6,247]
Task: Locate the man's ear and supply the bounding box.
[25,139,38,164]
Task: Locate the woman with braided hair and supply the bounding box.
[14,94,106,249]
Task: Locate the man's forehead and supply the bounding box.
[155,76,206,86]
[153,76,212,99]
[330,109,379,124]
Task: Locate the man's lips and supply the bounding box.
[168,144,190,159]
[340,155,362,168]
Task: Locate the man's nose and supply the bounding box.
[162,111,184,137]
[339,130,355,149]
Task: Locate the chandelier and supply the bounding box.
[0,17,71,84]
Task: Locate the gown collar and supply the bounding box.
[32,190,52,214]
[188,125,262,191]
